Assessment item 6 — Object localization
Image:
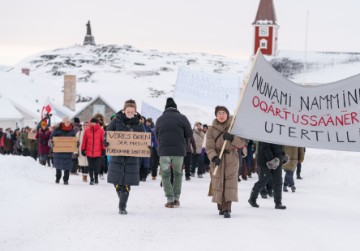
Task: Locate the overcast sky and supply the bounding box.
[0,0,359,65]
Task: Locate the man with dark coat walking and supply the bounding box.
[248,141,287,209]
[155,97,192,208]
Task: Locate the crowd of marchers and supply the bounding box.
[0,97,305,218]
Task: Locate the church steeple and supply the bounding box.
[83,21,96,46]
[253,0,277,25]
[252,0,279,56]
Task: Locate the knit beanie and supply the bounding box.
[73,117,80,123]
[215,106,229,117]
[123,99,137,111]
[41,120,47,127]
[165,97,177,109]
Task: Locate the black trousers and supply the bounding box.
[183,152,192,178]
[87,157,101,182]
[56,169,70,182]
[252,164,283,204]
[150,147,160,177]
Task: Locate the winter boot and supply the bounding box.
[296,175,303,180]
[291,186,296,192]
[118,191,129,215]
[275,203,286,210]
[223,210,231,218]
[283,185,288,192]
[82,175,87,182]
[248,190,259,208]
[268,190,273,197]
[94,176,99,184]
[90,179,94,185]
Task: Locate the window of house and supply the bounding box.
[260,39,268,49]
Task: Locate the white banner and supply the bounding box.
[174,67,241,111]
[140,101,162,123]
[231,52,360,152]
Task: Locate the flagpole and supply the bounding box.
[303,10,309,86]
[212,49,262,176]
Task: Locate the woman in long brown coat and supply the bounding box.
[206,106,247,218]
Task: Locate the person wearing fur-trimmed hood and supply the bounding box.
[106,99,145,215]
[205,106,247,218]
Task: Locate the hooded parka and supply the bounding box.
[106,111,144,186]
[206,116,247,204]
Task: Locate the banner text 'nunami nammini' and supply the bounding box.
[231,52,360,152]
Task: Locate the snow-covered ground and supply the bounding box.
[1,148,359,251]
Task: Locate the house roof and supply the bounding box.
[71,95,117,119]
[0,94,24,120]
[252,0,277,25]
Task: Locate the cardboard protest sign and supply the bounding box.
[174,67,241,111]
[27,130,37,140]
[53,137,78,153]
[231,51,360,152]
[106,131,151,157]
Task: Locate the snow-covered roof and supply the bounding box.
[0,95,23,120]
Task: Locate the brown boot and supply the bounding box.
[83,175,88,182]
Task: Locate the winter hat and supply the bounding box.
[90,117,99,123]
[123,99,137,111]
[146,118,153,123]
[215,106,229,117]
[165,97,177,109]
[41,120,47,127]
[73,117,80,123]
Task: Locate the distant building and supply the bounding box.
[0,94,37,129]
[71,96,116,125]
[21,68,30,76]
[83,20,96,46]
[253,0,279,56]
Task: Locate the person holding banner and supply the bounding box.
[205,106,247,218]
[50,117,76,185]
[248,142,287,209]
[106,99,144,215]
[282,145,305,192]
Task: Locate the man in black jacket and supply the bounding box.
[155,97,192,208]
[248,141,287,209]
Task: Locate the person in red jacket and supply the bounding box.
[81,118,105,185]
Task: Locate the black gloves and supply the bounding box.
[81,150,86,156]
[211,156,221,166]
[104,141,110,147]
[223,132,235,142]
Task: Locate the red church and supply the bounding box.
[253,0,279,56]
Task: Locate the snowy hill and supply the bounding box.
[0,65,11,72]
[2,44,360,127]
[270,50,360,84]
[1,148,359,251]
[1,44,249,125]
